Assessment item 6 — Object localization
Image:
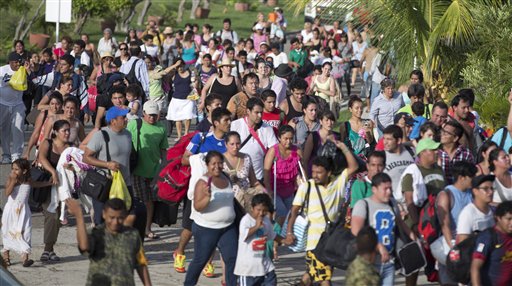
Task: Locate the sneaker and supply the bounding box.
[173,251,186,273]
[1,156,11,165]
[202,262,215,278]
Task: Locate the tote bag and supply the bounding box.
[280,182,311,252]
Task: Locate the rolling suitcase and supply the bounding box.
[152,200,179,227]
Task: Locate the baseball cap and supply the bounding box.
[471,175,495,189]
[143,100,159,115]
[255,23,264,30]
[415,138,440,155]
[394,112,415,126]
[8,52,22,62]
[106,106,129,123]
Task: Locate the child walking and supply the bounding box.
[2,159,52,267]
[234,194,287,286]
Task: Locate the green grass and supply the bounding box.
[1,0,304,61]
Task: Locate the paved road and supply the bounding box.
[0,81,433,285]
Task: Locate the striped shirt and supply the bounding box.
[292,169,348,251]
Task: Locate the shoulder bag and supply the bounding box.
[312,184,358,269]
[79,130,113,202]
[281,181,311,252]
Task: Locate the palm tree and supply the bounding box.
[286,0,501,97]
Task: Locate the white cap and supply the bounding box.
[255,23,264,30]
[143,100,159,115]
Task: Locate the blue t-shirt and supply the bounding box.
[473,228,512,286]
[186,132,226,154]
[491,127,512,151]
[409,116,427,140]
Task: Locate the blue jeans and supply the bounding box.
[239,270,277,286]
[375,260,395,286]
[184,222,239,286]
[275,195,294,220]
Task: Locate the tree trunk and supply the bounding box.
[120,8,137,32]
[74,11,90,35]
[177,0,187,23]
[14,14,27,41]
[203,0,210,9]
[20,0,45,40]
[190,0,200,19]
[137,0,152,26]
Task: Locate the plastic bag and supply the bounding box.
[9,66,28,91]
[109,171,132,209]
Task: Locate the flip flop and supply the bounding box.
[22,259,34,267]
[145,232,160,240]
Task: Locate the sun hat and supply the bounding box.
[415,138,440,155]
[218,58,234,68]
[163,27,173,35]
[274,64,294,78]
[100,51,114,60]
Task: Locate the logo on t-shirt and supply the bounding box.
[2,73,12,83]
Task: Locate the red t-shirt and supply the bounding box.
[262,108,283,135]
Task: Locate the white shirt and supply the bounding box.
[70,50,91,67]
[456,203,495,235]
[234,214,276,276]
[493,174,512,203]
[0,65,24,106]
[120,56,150,96]
[269,52,288,67]
[140,44,159,58]
[230,118,278,180]
[301,30,314,44]
[371,53,387,84]
[97,37,118,55]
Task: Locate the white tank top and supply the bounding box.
[191,175,236,229]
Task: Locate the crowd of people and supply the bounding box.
[1,7,512,286]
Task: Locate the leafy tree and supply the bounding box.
[461,3,512,129]
[73,0,110,34]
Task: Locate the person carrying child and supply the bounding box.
[2,159,53,267]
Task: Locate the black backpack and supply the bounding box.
[125,59,145,96]
[446,228,499,284]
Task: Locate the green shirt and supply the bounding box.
[397,103,434,118]
[350,177,373,208]
[83,225,147,286]
[401,164,446,196]
[289,49,307,68]
[127,119,169,178]
[346,255,380,286]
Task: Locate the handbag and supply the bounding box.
[312,184,357,269]
[79,130,113,202]
[281,181,311,252]
[29,167,52,204]
[109,170,132,209]
[9,66,28,91]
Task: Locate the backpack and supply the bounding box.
[156,131,206,203]
[125,59,145,95]
[417,192,441,245]
[446,228,498,284]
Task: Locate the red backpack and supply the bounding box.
[417,193,441,245]
[156,131,206,203]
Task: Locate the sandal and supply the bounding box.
[145,232,160,240]
[22,259,34,267]
[48,252,60,262]
[40,251,50,262]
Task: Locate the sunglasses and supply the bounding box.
[119,47,128,51]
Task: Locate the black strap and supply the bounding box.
[299,181,312,216]
[315,184,330,226]
[404,145,415,158]
[240,134,253,149]
[136,118,142,152]
[499,126,508,149]
[100,130,112,162]
[128,59,140,82]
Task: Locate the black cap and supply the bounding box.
[8,52,22,62]
[274,64,293,78]
[471,175,495,189]
[394,112,415,126]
